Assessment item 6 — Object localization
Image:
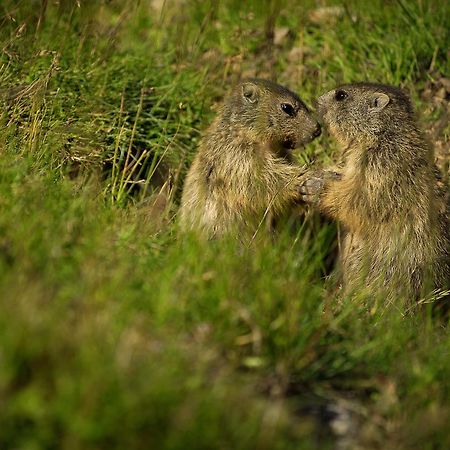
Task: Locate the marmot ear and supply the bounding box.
[242,83,259,104]
[370,92,390,111]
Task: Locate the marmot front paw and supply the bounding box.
[299,171,341,203]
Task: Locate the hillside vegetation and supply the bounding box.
[0,1,449,449]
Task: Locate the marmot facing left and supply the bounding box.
[180,78,321,239]
[301,83,449,303]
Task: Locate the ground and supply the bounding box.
[0,1,449,449]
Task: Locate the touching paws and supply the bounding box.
[299,176,325,203]
[299,170,341,204]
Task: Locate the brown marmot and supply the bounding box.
[300,83,449,304]
[179,78,321,240]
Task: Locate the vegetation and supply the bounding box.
[0,1,448,448]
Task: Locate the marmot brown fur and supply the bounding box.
[180,78,321,240]
[301,83,449,304]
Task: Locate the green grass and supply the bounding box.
[0,1,449,449]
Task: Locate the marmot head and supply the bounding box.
[225,78,321,153]
[317,83,415,148]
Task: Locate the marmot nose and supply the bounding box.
[313,123,322,138]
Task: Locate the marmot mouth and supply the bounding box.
[282,137,297,150]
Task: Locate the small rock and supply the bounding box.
[308,6,345,25]
[439,77,450,92]
[273,27,290,46]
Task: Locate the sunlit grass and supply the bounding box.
[0,1,448,449]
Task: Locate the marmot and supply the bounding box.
[179,78,321,239]
[300,83,449,304]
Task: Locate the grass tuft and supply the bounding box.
[0,0,448,448]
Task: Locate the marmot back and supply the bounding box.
[179,78,321,240]
[301,82,449,304]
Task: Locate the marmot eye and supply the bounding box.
[335,90,348,101]
[281,103,296,116]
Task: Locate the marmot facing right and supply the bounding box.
[180,78,321,240]
[301,83,449,304]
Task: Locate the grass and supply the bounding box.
[0,0,449,449]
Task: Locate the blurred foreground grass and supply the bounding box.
[0,1,449,449]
